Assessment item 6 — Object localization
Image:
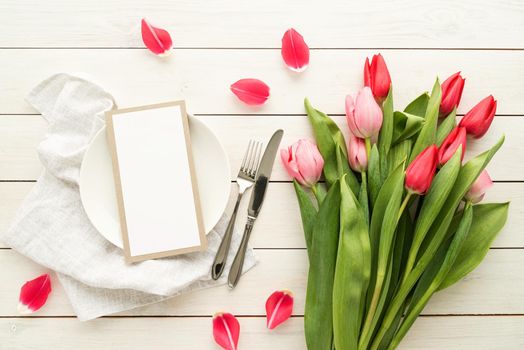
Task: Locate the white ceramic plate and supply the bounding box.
[79,116,231,248]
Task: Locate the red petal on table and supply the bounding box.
[266,290,294,330]
[281,28,310,72]
[230,79,270,105]
[141,18,173,56]
[213,312,240,350]
[18,274,52,314]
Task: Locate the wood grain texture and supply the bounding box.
[0,249,522,317]
[1,0,523,48]
[1,317,523,349]
[0,181,520,249]
[0,50,522,115]
[0,115,519,181]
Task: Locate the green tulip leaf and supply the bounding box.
[359,162,405,349]
[404,92,430,117]
[436,108,457,147]
[438,202,510,290]
[378,88,394,181]
[409,79,441,163]
[368,144,381,208]
[333,175,371,350]
[390,204,474,349]
[305,98,359,194]
[304,181,341,350]
[392,111,425,145]
[293,180,318,255]
[387,139,411,175]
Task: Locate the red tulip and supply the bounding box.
[440,72,465,117]
[266,290,294,330]
[438,126,467,165]
[213,312,240,350]
[465,170,493,203]
[364,54,391,100]
[459,95,497,138]
[18,274,52,314]
[281,28,310,72]
[348,135,368,173]
[280,139,324,187]
[141,19,173,56]
[345,87,383,140]
[405,145,439,195]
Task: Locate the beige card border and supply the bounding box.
[105,100,207,264]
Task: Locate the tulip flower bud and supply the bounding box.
[280,139,324,187]
[405,145,439,195]
[465,170,493,203]
[459,95,497,139]
[364,54,392,100]
[345,87,383,140]
[348,135,368,173]
[440,72,465,117]
[438,126,467,165]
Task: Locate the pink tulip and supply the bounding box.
[345,87,383,140]
[440,72,465,117]
[465,170,493,203]
[364,54,392,100]
[405,145,439,195]
[438,126,467,165]
[459,95,497,138]
[348,135,368,172]
[280,139,324,187]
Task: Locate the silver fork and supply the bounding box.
[211,140,262,280]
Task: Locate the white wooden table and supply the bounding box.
[1,1,523,349]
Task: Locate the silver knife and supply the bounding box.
[227,129,284,288]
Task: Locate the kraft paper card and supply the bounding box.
[106,101,206,263]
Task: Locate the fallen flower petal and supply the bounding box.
[141,19,173,56]
[281,28,310,72]
[266,290,294,330]
[18,274,52,314]
[230,79,270,105]
[213,312,240,350]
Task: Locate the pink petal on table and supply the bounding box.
[213,312,240,350]
[266,290,294,330]
[230,79,270,105]
[141,18,173,56]
[18,274,52,314]
[281,28,310,72]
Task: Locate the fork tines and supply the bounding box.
[241,140,263,178]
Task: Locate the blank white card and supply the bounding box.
[106,101,206,263]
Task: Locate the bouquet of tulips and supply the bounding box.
[280,54,509,349]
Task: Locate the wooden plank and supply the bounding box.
[1,0,523,48]
[0,115,520,181]
[0,181,520,250]
[0,50,522,115]
[0,249,522,317]
[1,316,523,349]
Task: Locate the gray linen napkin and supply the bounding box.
[1,73,256,321]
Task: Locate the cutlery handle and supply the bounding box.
[228,217,255,288]
[211,191,243,280]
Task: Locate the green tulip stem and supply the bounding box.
[365,137,372,159]
[398,192,413,222]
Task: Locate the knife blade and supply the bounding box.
[227,129,283,288]
[247,129,284,218]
